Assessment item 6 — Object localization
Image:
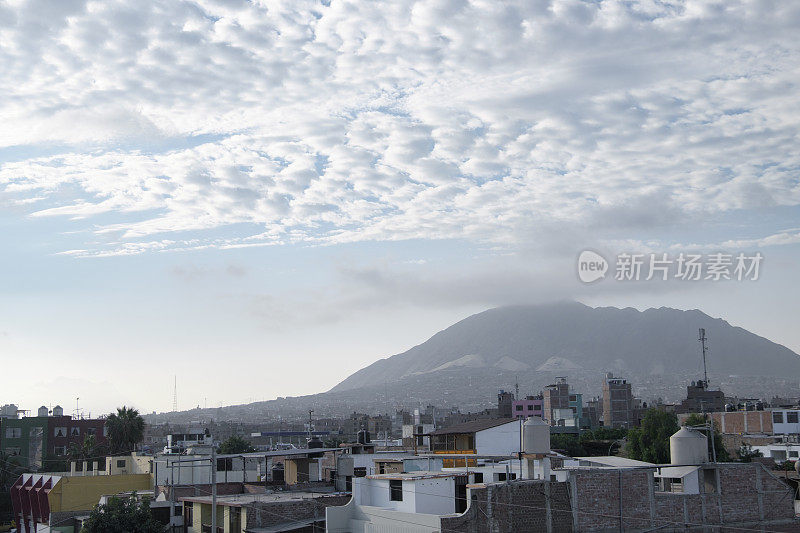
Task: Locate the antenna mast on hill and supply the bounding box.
[699,328,709,390]
[173,375,178,412]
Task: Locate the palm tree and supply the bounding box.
[105,406,145,455]
[68,434,106,464]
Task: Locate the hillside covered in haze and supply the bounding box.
[331,302,800,392]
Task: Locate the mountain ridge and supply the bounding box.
[330,302,800,393]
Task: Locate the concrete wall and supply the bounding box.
[327,500,442,533]
[412,478,455,515]
[475,422,520,456]
[48,474,152,512]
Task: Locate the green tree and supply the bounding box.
[0,452,24,524]
[683,413,730,461]
[69,434,107,463]
[217,435,256,454]
[626,409,679,463]
[738,443,763,463]
[80,493,165,533]
[550,434,587,457]
[105,407,145,455]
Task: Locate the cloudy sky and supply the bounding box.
[1,0,799,415]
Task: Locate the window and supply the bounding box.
[497,473,507,481]
[184,501,193,524]
[54,446,68,456]
[515,405,523,411]
[569,395,577,402]
[527,405,533,411]
[773,412,784,424]
[389,480,403,501]
[116,459,127,468]
[70,427,80,437]
[6,447,21,456]
[5,428,21,439]
[788,412,799,424]
[87,427,97,436]
[353,467,367,478]
[790,451,799,458]
[54,427,67,438]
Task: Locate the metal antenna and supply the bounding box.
[699,328,709,390]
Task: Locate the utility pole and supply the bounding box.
[211,447,217,531]
[699,328,709,389]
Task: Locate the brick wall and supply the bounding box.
[244,495,350,529]
[441,463,797,532]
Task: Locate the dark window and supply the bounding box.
[116,460,126,468]
[473,472,483,483]
[353,467,367,478]
[184,501,193,524]
[788,412,799,424]
[497,473,506,481]
[773,412,784,423]
[510,473,517,480]
[515,405,523,411]
[527,405,533,411]
[389,480,403,501]
[569,395,577,402]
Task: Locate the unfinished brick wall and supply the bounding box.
[441,463,796,532]
[441,479,573,533]
[245,494,350,529]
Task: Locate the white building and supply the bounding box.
[752,442,800,462]
[428,418,521,457]
[327,471,474,532]
[770,410,800,434]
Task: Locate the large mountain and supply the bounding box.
[331,302,800,392]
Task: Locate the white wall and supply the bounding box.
[772,410,800,435]
[475,422,521,456]
[412,478,455,515]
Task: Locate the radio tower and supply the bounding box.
[698,328,709,390]
[173,375,178,412]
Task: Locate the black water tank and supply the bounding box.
[272,463,285,484]
[308,436,323,458]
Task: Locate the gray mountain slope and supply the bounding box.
[330,302,800,392]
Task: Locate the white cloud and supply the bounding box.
[1,0,799,256]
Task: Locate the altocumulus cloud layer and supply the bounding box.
[1,0,799,256]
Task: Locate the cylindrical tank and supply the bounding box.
[307,435,323,458]
[38,406,49,417]
[523,416,550,455]
[272,463,285,484]
[53,405,63,417]
[670,427,708,465]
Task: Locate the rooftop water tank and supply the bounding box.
[38,406,49,417]
[523,416,550,455]
[53,405,63,417]
[670,427,708,465]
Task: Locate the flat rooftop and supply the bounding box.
[366,471,463,481]
[180,490,345,506]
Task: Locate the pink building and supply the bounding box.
[512,395,544,419]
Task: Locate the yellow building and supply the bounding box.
[11,472,152,532]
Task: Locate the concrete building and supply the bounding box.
[543,377,583,426]
[676,380,726,414]
[602,373,636,428]
[497,390,515,418]
[182,491,349,533]
[428,418,520,463]
[1,407,107,469]
[511,395,543,419]
[770,409,800,434]
[10,471,153,532]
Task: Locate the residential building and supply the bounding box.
[1,406,107,469]
[10,471,153,532]
[676,380,726,414]
[511,395,543,419]
[602,373,636,428]
[182,492,349,533]
[769,409,800,434]
[428,418,520,462]
[497,390,515,418]
[543,377,570,424]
